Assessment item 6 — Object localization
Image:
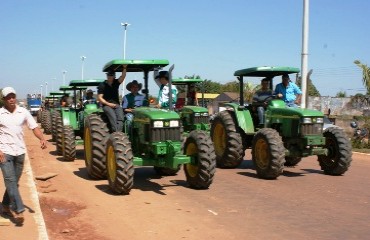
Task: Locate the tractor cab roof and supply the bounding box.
[49,91,66,96]
[172,78,204,85]
[69,79,105,87]
[102,59,169,73]
[234,66,300,78]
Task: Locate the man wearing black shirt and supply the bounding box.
[97,65,127,132]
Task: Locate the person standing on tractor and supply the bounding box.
[122,80,146,131]
[155,71,178,109]
[253,78,274,125]
[0,87,47,225]
[97,65,127,132]
[274,73,302,107]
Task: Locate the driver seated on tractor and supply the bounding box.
[83,89,97,106]
[253,78,274,126]
[154,71,178,109]
[121,80,147,131]
[97,66,127,132]
[274,73,302,108]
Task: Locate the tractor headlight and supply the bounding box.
[170,120,179,127]
[302,117,312,124]
[201,112,209,117]
[316,118,324,123]
[194,113,200,117]
[153,121,164,128]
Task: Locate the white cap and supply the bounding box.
[1,87,16,97]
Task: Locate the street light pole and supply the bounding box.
[300,0,309,109]
[81,56,86,79]
[40,85,43,100]
[121,22,130,59]
[62,70,67,85]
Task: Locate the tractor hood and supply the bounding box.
[134,107,180,121]
[181,106,209,114]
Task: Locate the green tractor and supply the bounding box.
[83,59,216,194]
[210,66,352,179]
[55,80,104,161]
[172,78,210,134]
[41,91,65,134]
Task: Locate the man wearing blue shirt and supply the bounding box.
[274,74,302,107]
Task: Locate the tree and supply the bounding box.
[221,80,239,92]
[201,79,222,93]
[335,91,347,97]
[354,60,370,95]
[296,77,321,96]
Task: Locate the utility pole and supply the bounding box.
[301,0,309,108]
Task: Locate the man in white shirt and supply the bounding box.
[0,87,47,225]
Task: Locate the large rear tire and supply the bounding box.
[210,110,244,168]
[62,125,76,161]
[318,127,352,175]
[184,130,216,189]
[55,111,63,155]
[51,111,57,142]
[252,128,285,179]
[106,132,134,195]
[43,111,52,134]
[84,114,109,179]
[37,110,42,123]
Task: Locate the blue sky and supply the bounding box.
[1,0,369,99]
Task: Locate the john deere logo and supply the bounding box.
[164,121,170,127]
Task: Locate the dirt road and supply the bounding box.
[1,127,370,240]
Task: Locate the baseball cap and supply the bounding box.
[2,87,16,97]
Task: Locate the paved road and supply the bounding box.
[1,127,369,239]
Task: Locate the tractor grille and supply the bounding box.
[301,123,323,135]
[193,116,209,124]
[150,127,181,142]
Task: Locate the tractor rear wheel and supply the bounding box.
[37,110,42,123]
[184,130,216,189]
[62,125,76,161]
[318,127,352,175]
[84,114,109,179]
[210,110,244,168]
[284,157,302,167]
[252,128,285,179]
[106,132,134,194]
[51,111,57,142]
[55,111,63,155]
[41,110,49,129]
[43,111,52,134]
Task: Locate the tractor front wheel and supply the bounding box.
[318,127,352,175]
[184,130,216,189]
[252,128,285,179]
[106,132,134,194]
[210,110,244,168]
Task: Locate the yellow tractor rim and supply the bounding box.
[84,127,92,166]
[185,142,198,177]
[213,123,226,156]
[255,138,269,169]
[107,145,116,183]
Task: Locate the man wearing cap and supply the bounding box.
[122,80,147,132]
[83,89,96,106]
[274,74,302,108]
[154,71,178,109]
[0,87,47,224]
[97,65,127,132]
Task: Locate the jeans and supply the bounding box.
[124,113,134,134]
[103,105,124,132]
[257,106,265,125]
[0,154,25,213]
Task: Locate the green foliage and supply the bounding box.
[354,60,370,95]
[336,91,347,97]
[296,77,321,96]
[221,81,239,92]
[202,79,222,93]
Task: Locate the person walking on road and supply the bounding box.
[0,87,47,225]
